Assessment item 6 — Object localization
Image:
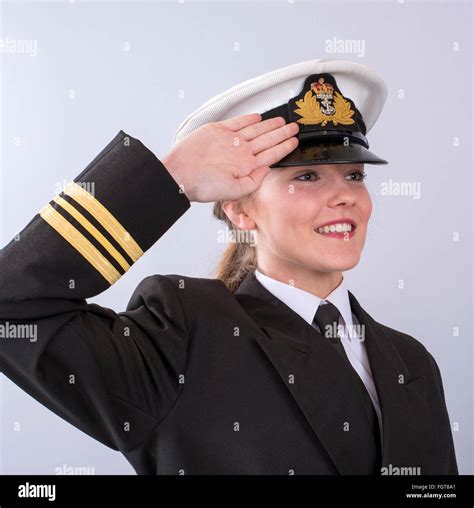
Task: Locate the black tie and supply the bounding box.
[313,301,382,473]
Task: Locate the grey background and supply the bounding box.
[0,0,472,474]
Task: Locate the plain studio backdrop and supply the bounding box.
[0,0,472,474]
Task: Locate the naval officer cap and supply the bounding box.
[174,59,388,167]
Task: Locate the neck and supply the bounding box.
[257,258,343,300]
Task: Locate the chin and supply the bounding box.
[310,254,361,273]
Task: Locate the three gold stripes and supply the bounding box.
[39,182,143,284]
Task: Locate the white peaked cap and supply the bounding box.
[173,58,389,167]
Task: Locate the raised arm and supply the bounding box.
[0,116,299,459]
[0,130,192,453]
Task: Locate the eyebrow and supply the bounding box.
[281,166,315,173]
[276,166,365,181]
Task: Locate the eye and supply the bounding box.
[346,170,367,182]
[294,171,318,182]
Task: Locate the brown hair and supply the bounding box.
[211,193,258,294]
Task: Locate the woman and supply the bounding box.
[0,60,457,475]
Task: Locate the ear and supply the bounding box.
[221,200,256,230]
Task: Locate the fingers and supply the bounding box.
[249,121,299,154]
[239,116,286,141]
[218,113,262,131]
[255,137,299,168]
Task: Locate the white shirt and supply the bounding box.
[254,268,383,437]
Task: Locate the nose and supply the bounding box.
[324,176,358,208]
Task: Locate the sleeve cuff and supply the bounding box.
[39,130,191,286]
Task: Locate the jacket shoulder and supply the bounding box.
[377,321,429,355]
[138,273,227,294]
[373,319,440,378]
[130,273,230,307]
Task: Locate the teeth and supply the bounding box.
[316,223,354,234]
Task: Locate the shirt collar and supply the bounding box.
[254,268,353,328]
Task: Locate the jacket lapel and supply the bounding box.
[348,292,434,473]
[235,270,433,475]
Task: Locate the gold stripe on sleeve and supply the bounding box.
[63,182,144,262]
[53,195,131,272]
[39,204,121,285]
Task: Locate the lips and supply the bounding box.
[314,218,358,237]
[314,218,357,229]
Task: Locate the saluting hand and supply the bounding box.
[162,113,299,203]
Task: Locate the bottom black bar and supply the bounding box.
[0,474,473,505]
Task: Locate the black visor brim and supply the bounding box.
[270,142,388,168]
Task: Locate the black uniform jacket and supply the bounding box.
[0,131,458,475]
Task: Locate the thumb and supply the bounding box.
[236,165,271,196]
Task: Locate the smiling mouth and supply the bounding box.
[315,222,357,235]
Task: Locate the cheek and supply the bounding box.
[270,186,319,230]
[360,191,372,223]
[255,183,318,236]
